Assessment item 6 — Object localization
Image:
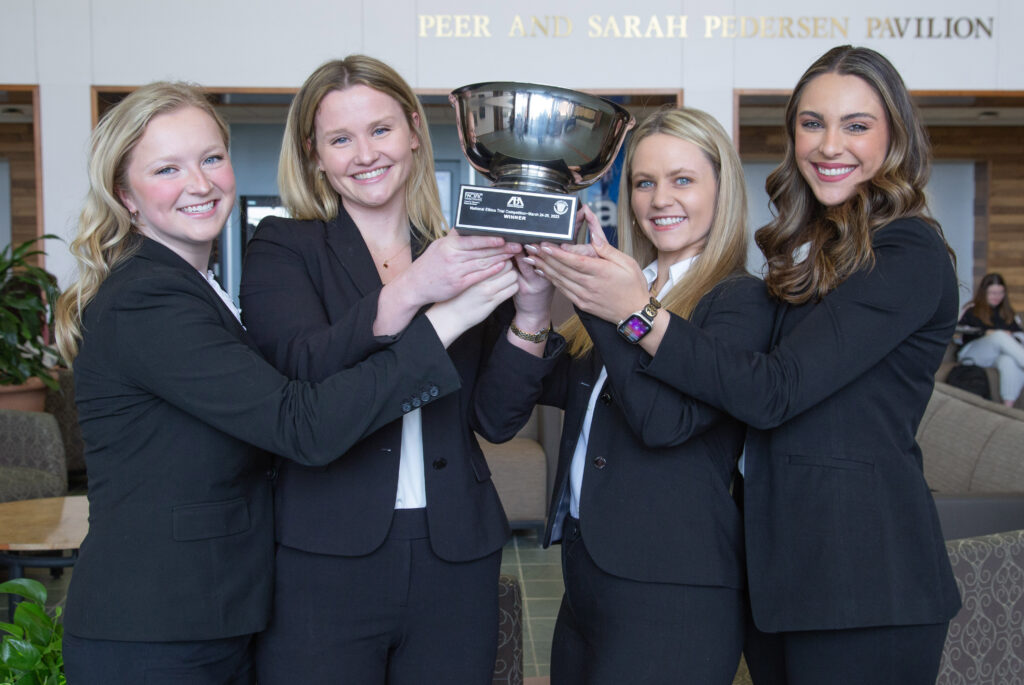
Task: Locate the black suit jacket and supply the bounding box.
[479,275,775,587]
[644,218,963,631]
[239,211,560,562]
[65,237,461,642]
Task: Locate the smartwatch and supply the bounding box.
[617,297,662,344]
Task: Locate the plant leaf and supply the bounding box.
[0,638,41,671]
[11,605,51,648]
[0,582,46,607]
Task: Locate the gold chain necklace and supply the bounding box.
[370,240,410,270]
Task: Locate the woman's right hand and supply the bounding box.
[425,260,519,348]
[375,230,520,336]
[397,230,521,307]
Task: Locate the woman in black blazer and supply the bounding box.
[53,83,500,684]
[238,56,559,684]
[485,108,775,684]
[532,46,961,685]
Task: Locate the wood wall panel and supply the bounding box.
[0,122,40,265]
[739,125,1024,304]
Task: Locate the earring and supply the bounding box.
[129,210,139,225]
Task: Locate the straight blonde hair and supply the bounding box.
[278,55,447,246]
[560,107,750,358]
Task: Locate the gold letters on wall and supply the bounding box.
[416,15,995,41]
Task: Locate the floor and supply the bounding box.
[500,529,563,679]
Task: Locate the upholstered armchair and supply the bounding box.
[939,529,1024,684]
[43,367,85,477]
[493,574,524,685]
[0,408,67,503]
[480,406,561,537]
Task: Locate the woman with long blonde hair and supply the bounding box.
[534,45,961,685]
[54,81,508,684]
[487,107,775,683]
[238,55,558,683]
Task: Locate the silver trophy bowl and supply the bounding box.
[449,82,635,195]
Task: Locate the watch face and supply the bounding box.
[617,314,651,343]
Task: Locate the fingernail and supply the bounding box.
[524,244,538,253]
[542,246,553,254]
[523,257,536,266]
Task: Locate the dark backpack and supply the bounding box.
[945,363,992,400]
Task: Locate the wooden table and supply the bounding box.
[0,495,88,615]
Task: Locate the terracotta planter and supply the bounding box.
[0,376,49,412]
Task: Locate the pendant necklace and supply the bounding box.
[373,240,409,270]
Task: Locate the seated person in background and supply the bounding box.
[958,272,1024,406]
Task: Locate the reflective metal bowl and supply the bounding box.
[449,82,634,194]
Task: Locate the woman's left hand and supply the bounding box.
[511,252,555,331]
[526,208,650,324]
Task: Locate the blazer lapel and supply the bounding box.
[323,209,382,297]
[560,350,605,455]
[134,238,253,347]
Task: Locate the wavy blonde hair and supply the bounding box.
[55,82,228,363]
[278,55,447,245]
[757,45,949,304]
[560,107,750,358]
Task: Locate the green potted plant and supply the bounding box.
[0,578,65,685]
[0,235,62,411]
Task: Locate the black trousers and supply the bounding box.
[550,516,745,685]
[744,610,949,685]
[255,508,501,685]
[62,632,254,684]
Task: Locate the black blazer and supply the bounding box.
[644,218,963,631]
[479,276,775,587]
[65,237,461,642]
[239,211,560,562]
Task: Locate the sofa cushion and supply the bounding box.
[0,466,66,503]
[481,436,547,525]
[919,383,1024,493]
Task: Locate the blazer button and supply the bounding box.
[599,392,612,405]
[265,467,278,480]
[412,396,422,408]
[433,458,448,470]
[429,385,440,397]
[592,456,607,469]
[401,401,412,413]
[420,391,431,403]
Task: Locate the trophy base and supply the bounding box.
[453,185,577,243]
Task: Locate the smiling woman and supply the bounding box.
[793,72,890,209]
[237,55,561,685]
[503,107,773,684]
[117,106,235,270]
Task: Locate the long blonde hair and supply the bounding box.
[278,55,447,246]
[560,107,750,358]
[757,45,947,303]
[55,82,229,363]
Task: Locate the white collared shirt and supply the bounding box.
[201,270,242,325]
[394,409,426,508]
[567,254,698,520]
